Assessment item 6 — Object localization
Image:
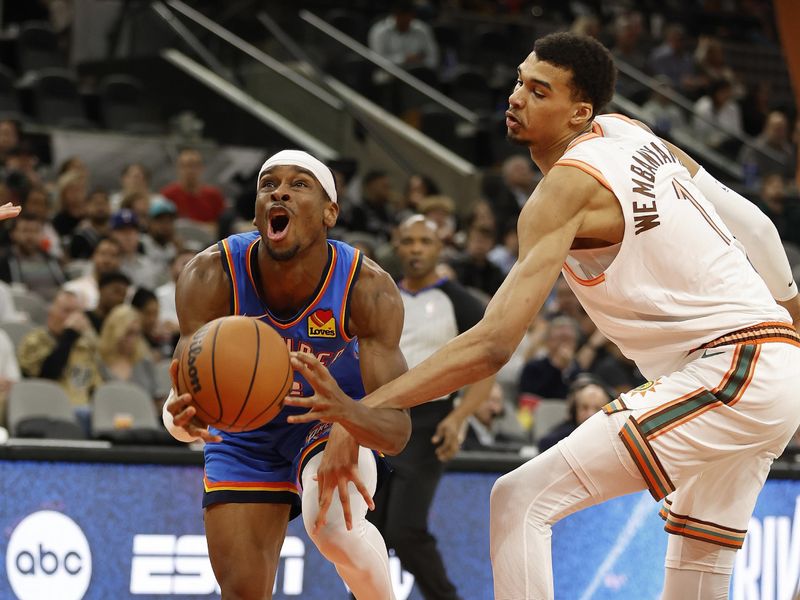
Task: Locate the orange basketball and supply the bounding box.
[177,316,293,432]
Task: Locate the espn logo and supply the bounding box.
[307,308,336,338]
[130,535,305,595]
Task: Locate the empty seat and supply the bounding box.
[25,68,91,128]
[532,399,569,443]
[10,289,48,325]
[0,64,21,118]
[17,21,67,73]
[7,378,85,439]
[0,320,36,349]
[154,359,173,400]
[91,381,166,444]
[98,74,162,134]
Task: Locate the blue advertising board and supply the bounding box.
[0,460,797,599]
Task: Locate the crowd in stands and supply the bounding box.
[0,0,798,456]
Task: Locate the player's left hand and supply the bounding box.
[432,412,466,462]
[285,352,364,425]
[312,425,374,533]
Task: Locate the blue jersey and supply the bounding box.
[218,231,367,431]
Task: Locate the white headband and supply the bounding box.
[257,150,337,203]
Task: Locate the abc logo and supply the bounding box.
[6,510,92,600]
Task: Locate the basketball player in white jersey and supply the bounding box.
[286,32,800,599]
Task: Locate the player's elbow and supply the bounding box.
[483,339,514,373]
[382,410,412,456]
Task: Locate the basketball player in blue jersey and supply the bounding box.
[162,150,411,600]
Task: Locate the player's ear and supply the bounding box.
[570,102,593,128]
[323,199,339,228]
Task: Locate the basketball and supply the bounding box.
[177,316,293,432]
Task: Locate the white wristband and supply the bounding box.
[162,389,200,443]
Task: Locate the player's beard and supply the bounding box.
[506,131,530,146]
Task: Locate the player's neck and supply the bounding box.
[530,124,592,175]
[256,239,330,315]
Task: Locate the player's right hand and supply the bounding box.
[167,359,222,443]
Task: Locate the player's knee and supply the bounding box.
[490,470,524,517]
[307,520,353,565]
[216,570,273,600]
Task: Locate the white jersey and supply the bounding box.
[558,113,789,379]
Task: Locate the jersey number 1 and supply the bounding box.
[672,179,731,244]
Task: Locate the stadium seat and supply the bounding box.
[0,320,36,349]
[154,359,173,400]
[98,74,162,134]
[10,289,48,325]
[7,378,86,439]
[91,381,166,444]
[17,21,67,73]
[24,68,92,128]
[175,219,215,249]
[0,64,21,118]
[532,399,570,444]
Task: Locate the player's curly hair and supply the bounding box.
[533,32,617,119]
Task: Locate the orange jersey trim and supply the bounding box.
[339,249,361,341]
[562,262,606,287]
[203,475,299,495]
[553,158,614,193]
[297,437,327,470]
[221,239,240,314]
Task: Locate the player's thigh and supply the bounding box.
[204,502,291,596]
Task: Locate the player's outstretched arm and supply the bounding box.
[358,166,599,412]
[287,259,412,454]
[162,247,230,443]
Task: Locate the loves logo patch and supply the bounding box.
[308,308,336,338]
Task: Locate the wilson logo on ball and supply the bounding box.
[307,309,336,338]
[186,324,211,394]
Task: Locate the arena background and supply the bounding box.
[0,0,798,599]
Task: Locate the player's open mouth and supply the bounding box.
[267,208,291,242]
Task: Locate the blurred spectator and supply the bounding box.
[400,173,440,219]
[462,383,508,451]
[650,24,704,97]
[347,170,397,240]
[85,271,130,333]
[21,186,62,258]
[754,174,800,247]
[537,376,611,452]
[739,111,796,184]
[492,155,538,232]
[69,189,112,260]
[569,14,600,39]
[0,120,20,163]
[131,287,172,360]
[97,304,158,400]
[342,231,379,261]
[0,213,65,301]
[693,78,743,155]
[58,156,89,180]
[141,198,179,280]
[639,76,688,138]
[591,343,644,397]
[160,148,226,224]
[548,277,596,341]
[110,209,160,290]
[63,237,122,310]
[0,327,20,425]
[448,224,505,296]
[4,141,43,189]
[694,37,743,98]
[518,316,582,400]
[740,81,771,137]
[611,12,649,102]
[17,289,100,407]
[120,191,150,229]
[110,163,165,211]
[448,226,505,296]
[417,194,457,249]
[52,169,88,243]
[368,0,439,70]
[487,222,518,275]
[156,249,194,333]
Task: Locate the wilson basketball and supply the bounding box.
[177,315,293,432]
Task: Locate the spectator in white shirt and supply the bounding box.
[63,237,121,310]
[368,0,439,70]
[693,78,743,154]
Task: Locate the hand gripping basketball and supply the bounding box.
[167,359,223,443]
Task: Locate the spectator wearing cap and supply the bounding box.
[63,237,122,310]
[85,270,130,333]
[160,148,226,224]
[0,212,66,302]
[69,189,112,260]
[141,198,179,282]
[110,209,160,290]
[52,169,88,244]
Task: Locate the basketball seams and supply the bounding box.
[209,320,226,424]
[240,340,292,431]
[228,319,261,429]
